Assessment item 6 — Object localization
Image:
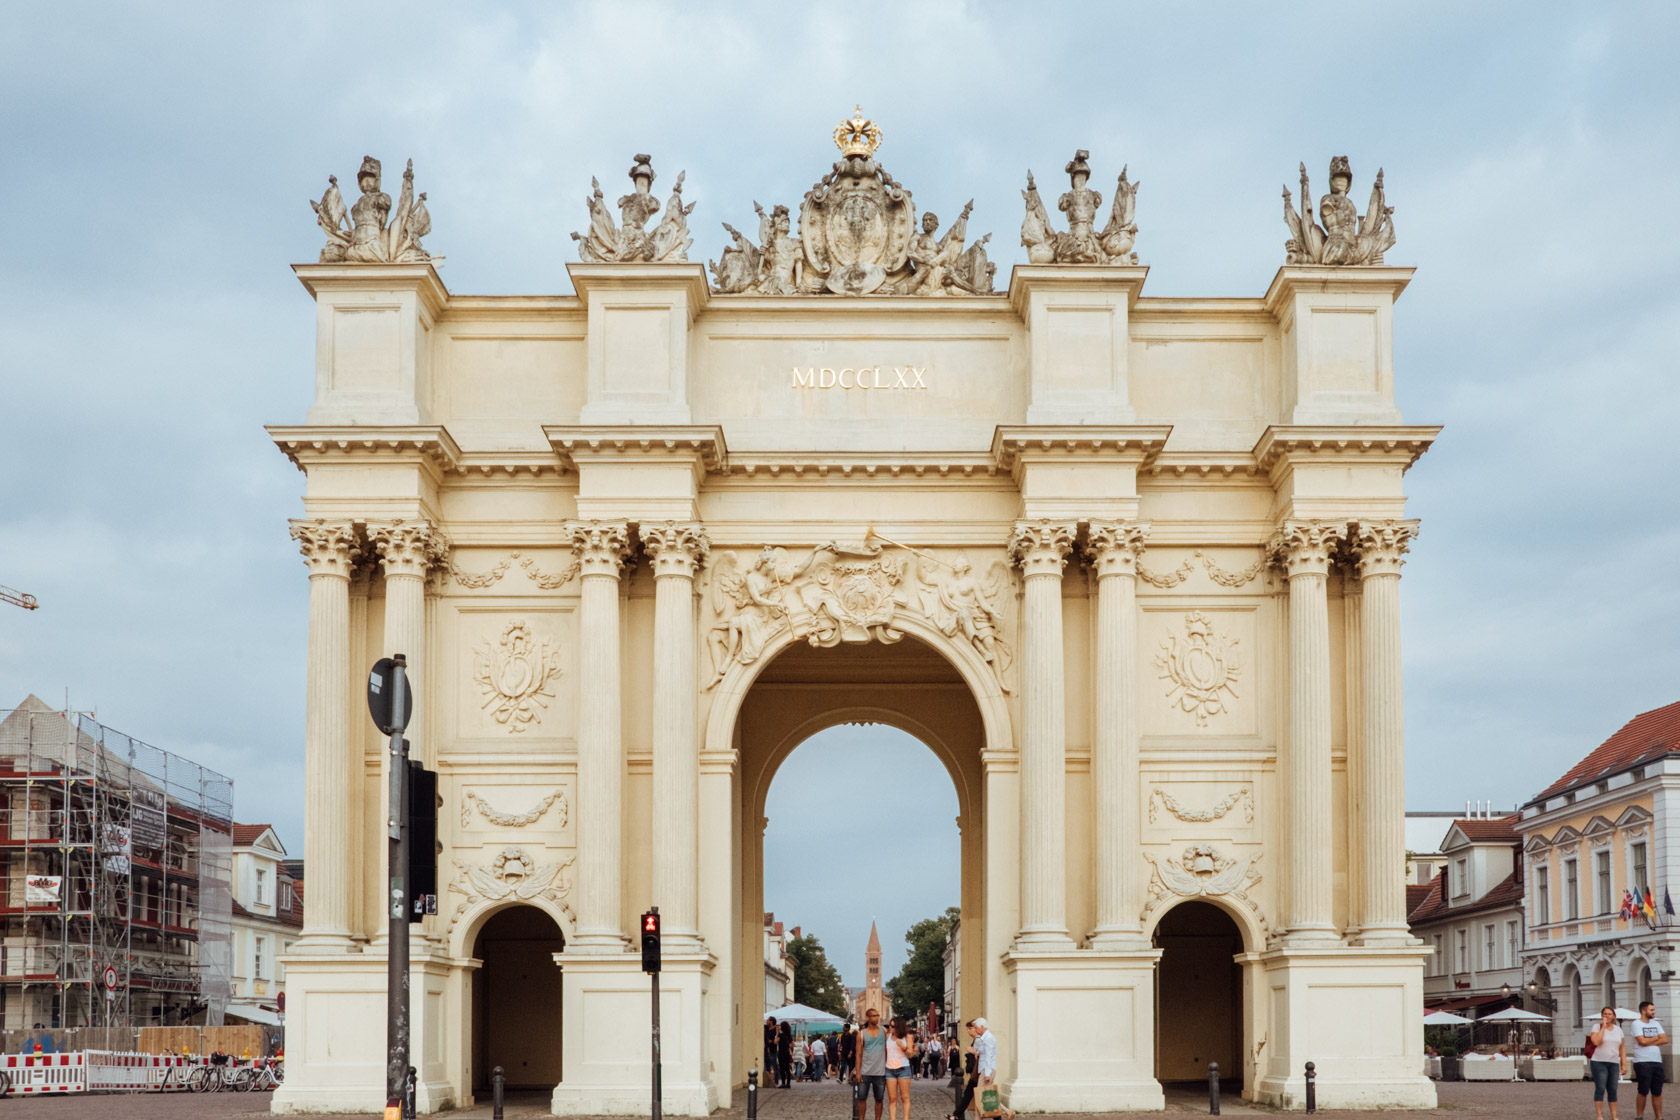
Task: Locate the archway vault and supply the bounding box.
[726,633,994,1081]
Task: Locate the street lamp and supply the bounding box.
[1527,979,1558,1011]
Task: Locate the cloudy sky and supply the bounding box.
[2,3,1677,982]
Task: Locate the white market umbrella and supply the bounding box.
[1582,1008,1642,1022]
[765,1003,845,1026]
[1480,1008,1551,1022]
[1423,1011,1474,1025]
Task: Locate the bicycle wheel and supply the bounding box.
[0,1068,12,1096]
[234,1067,257,1092]
[186,1065,212,1093]
[270,1062,285,1085]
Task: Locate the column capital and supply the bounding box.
[1349,519,1419,579]
[1085,519,1150,578]
[290,518,360,579]
[367,518,446,579]
[641,521,710,580]
[1009,519,1077,578]
[565,519,633,579]
[1270,519,1342,578]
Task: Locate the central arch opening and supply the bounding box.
[733,635,989,1081]
[472,905,565,1093]
[1154,901,1245,1093]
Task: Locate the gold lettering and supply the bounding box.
[911,367,927,389]
[839,368,854,389]
[819,368,837,388]
[792,367,816,388]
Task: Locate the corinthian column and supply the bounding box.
[1275,520,1342,941]
[1086,520,1149,948]
[642,521,709,953]
[567,520,633,952]
[290,519,359,947]
[1350,519,1419,944]
[1008,519,1077,949]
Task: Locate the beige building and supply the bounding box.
[1408,814,1525,1018]
[227,824,302,1030]
[761,913,791,1013]
[272,121,1435,1113]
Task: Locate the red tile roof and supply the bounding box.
[232,823,273,846]
[1451,815,1520,843]
[1406,881,1436,916]
[1408,870,1523,925]
[1532,700,1680,804]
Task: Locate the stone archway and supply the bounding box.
[1151,900,1248,1090]
[471,905,566,1092]
[726,634,994,1079]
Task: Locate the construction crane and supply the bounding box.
[1,584,38,610]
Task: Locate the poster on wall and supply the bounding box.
[132,787,167,849]
[103,823,132,874]
[25,875,62,903]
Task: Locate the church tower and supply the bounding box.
[857,921,890,1022]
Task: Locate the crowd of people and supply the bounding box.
[762,1010,1013,1120]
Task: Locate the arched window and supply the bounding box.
[1603,968,1617,1011]
[1570,969,1583,1027]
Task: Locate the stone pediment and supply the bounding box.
[1614,805,1653,829]
[1583,815,1616,839]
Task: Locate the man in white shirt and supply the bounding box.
[810,1036,827,1082]
[1632,1000,1668,1120]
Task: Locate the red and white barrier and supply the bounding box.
[3,1051,87,1094]
[3,1050,210,1093]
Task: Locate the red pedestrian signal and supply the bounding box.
[641,907,661,973]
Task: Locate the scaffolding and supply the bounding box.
[0,697,233,1030]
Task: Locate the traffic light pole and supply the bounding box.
[651,964,662,1120]
[386,658,411,1117]
[643,906,662,1120]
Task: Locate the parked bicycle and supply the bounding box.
[235,1057,284,1092]
[187,1051,240,1092]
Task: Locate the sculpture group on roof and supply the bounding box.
[306,113,1400,285]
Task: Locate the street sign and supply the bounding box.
[103,966,118,993]
[367,657,414,735]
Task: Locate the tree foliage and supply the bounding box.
[787,932,849,1017]
[886,906,960,1020]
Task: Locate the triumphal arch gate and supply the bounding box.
[272,117,1437,1113]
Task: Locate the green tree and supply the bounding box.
[787,932,849,1017]
[886,906,960,1020]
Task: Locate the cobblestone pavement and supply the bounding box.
[0,1079,1648,1118]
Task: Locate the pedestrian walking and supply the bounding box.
[765,1017,779,1079]
[947,1024,977,1120]
[810,1035,827,1082]
[886,1017,919,1120]
[908,1027,924,1079]
[854,1008,889,1120]
[970,1018,1013,1120]
[777,1021,794,1089]
[1591,1005,1631,1120]
[1632,1000,1668,1120]
[838,1024,856,1084]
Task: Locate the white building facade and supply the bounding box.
[227,825,301,1030]
[272,121,1436,1113]
[1409,816,1525,1017]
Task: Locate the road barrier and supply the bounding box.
[2,1050,206,1094]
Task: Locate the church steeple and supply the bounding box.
[866,921,882,989]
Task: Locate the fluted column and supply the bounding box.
[1008,519,1077,949]
[643,521,709,953]
[567,520,633,952]
[1350,519,1419,943]
[1086,520,1150,948]
[290,519,359,947]
[1275,520,1341,941]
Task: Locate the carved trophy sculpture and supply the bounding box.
[1021,151,1140,265]
[1282,156,1396,265]
[572,154,696,263]
[310,155,436,264]
[709,109,994,296]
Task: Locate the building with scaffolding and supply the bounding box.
[0,695,233,1029]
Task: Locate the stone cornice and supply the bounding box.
[544,425,728,474]
[1251,425,1440,475]
[1006,264,1150,317]
[1146,453,1265,479]
[721,452,1002,479]
[990,426,1172,474]
[292,262,449,317]
[566,262,710,313]
[269,425,462,475]
[1261,265,1415,318]
[447,451,570,479]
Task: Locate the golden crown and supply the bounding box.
[833,106,883,158]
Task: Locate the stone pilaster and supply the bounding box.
[642,521,710,953]
[1085,519,1149,948]
[290,518,359,948]
[1349,519,1419,943]
[1008,519,1077,949]
[566,519,633,951]
[1273,519,1342,941]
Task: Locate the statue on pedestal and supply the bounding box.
[308,155,435,264]
[900,203,996,295]
[1282,156,1396,265]
[572,154,695,263]
[1020,152,1141,265]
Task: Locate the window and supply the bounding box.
[254,936,266,981]
[1597,850,1613,915]
[1565,859,1579,920]
[1433,933,1444,977]
[1454,859,1469,898]
[256,869,268,906]
[1507,920,1519,967]
[281,882,294,911]
[1483,924,1496,970]
[1633,842,1649,895]
[1537,866,1550,924]
[1457,929,1469,973]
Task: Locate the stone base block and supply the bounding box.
[1250,944,1435,1111]
[1001,948,1164,1113]
[551,950,718,1117]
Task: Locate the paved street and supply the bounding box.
[0,1079,1650,1119]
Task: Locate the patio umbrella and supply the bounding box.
[1423,1010,1474,1025]
[1480,1008,1550,1021]
[1581,1008,1642,1021]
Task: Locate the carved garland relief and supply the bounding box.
[1155,611,1242,725]
[460,789,568,829]
[1149,787,1254,825]
[1136,550,1265,589]
[1142,845,1267,936]
[447,847,576,933]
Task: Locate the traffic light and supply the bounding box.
[407,758,438,922]
[641,907,661,973]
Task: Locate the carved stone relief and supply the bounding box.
[572,154,695,263]
[447,847,576,932]
[450,555,512,588]
[472,620,563,732]
[1149,787,1254,825]
[1136,550,1265,589]
[1282,156,1396,266]
[310,155,435,264]
[1021,150,1139,265]
[461,788,568,829]
[1142,845,1266,936]
[915,552,1013,694]
[1155,612,1242,725]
